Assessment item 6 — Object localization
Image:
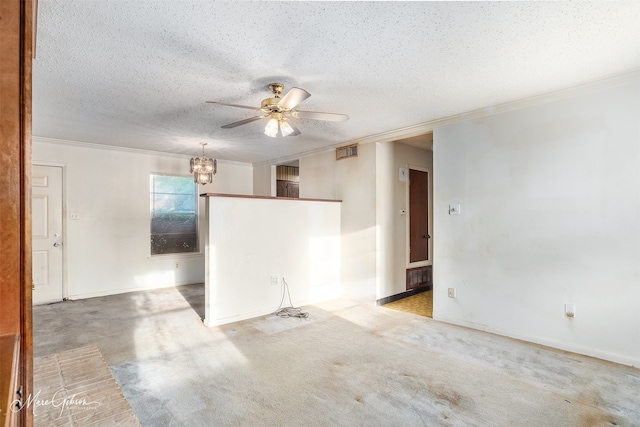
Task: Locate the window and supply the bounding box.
[150,174,198,255]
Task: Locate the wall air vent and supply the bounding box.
[406,266,432,291]
[336,143,358,160]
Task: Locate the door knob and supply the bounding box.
[423,235,430,239]
[53,242,62,247]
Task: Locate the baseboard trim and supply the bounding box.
[433,314,639,368]
[376,286,432,306]
[67,281,202,301]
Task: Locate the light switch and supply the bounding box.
[399,167,408,182]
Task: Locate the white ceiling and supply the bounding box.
[33,1,640,164]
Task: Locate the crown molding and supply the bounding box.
[256,68,640,166]
[32,136,251,166]
[33,68,639,169]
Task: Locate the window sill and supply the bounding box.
[148,252,203,260]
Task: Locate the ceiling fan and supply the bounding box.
[206,83,349,137]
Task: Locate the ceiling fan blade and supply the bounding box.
[206,101,262,111]
[278,87,311,110]
[287,121,301,136]
[292,110,349,122]
[221,115,267,129]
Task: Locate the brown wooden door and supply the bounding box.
[409,169,429,263]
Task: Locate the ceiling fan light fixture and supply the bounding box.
[190,142,217,185]
[280,120,294,137]
[264,117,279,137]
[210,83,348,136]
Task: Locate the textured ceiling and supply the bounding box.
[33,1,640,164]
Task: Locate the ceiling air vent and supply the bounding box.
[336,143,358,160]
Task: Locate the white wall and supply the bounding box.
[300,140,432,301]
[33,139,253,299]
[300,143,378,300]
[433,77,640,366]
[376,141,432,299]
[204,195,341,326]
[252,163,276,196]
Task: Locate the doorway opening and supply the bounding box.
[404,166,433,317]
[276,161,299,198]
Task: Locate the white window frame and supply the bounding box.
[149,173,200,257]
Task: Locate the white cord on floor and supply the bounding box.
[274,278,309,319]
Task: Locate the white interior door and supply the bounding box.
[32,165,64,304]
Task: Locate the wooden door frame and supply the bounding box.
[405,165,432,268]
[0,0,34,425]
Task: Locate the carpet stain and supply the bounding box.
[354,396,363,403]
[582,413,619,426]
[432,384,463,407]
[563,388,622,427]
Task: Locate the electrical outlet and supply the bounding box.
[271,276,279,286]
[448,288,456,298]
[565,304,576,318]
[175,263,179,269]
[70,212,80,220]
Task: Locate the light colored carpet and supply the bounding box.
[383,291,433,317]
[33,345,140,426]
[33,285,640,426]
